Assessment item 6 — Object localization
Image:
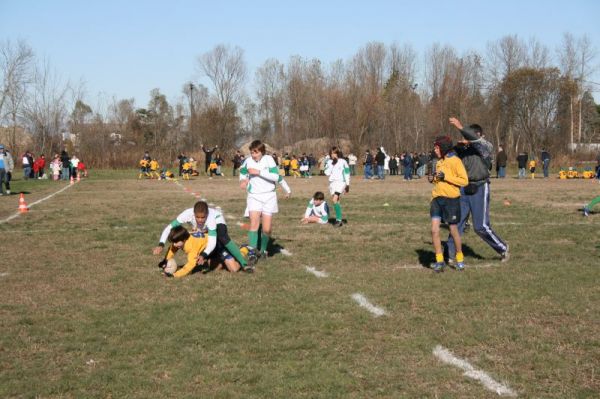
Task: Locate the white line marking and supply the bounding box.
[305,266,329,278]
[226,215,237,220]
[280,248,292,256]
[0,184,73,225]
[0,272,9,277]
[433,345,517,397]
[351,293,386,317]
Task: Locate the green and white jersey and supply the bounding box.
[239,154,280,194]
[325,158,351,185]
[159,207,225,256]
[304,199,329,224]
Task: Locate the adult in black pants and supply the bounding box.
[201,144,218,175]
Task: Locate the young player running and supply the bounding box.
[239,140,280,258]
[324,147,350,227]
[430,136,468,272]
[153,201,255,272]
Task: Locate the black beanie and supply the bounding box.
[434,136,454,157]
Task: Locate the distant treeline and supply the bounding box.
[1,34,599,168]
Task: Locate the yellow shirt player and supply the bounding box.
[159,225,208,278]
[149,159,160,178]
[430,136,468,272]
[529,159,536,179]
[138,159,150,179]
[290,157,300,177]
[182,161,192,180]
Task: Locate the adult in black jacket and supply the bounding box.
[60,150,71,180]
[446,117,509,265]
[516,152,528,179]
[540,149,551,178]
[201,144,218,175]
[375,148,386,180]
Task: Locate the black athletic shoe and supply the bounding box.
[333,220,344,228]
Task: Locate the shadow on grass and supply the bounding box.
[417,242,485,268]
[415,249,435,269]
[327,218,348,225]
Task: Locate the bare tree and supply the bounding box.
[0,39,35,152]
[197,45,247,147]
[22,58,69,155]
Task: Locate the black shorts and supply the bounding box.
[430,197,461,224]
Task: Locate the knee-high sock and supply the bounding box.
[260,232,269,254]
[248,230,259,248]
[334,203,342,221]
[225,241,247,267]
[587,195,600,210]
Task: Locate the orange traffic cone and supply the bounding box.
[18,193,29,213]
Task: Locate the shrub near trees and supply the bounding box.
[1,35,599,169]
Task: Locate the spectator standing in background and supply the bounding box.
[541,149,551,178]
[496,145,507,178]
[516,151,528,179]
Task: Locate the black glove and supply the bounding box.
[436,171,445,181]
[345,185,350,193]
[158,259,167,269]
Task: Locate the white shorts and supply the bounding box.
[329,181,347,196]
[247,192,278,215]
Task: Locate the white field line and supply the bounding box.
[280,248,293,256]
[433,345,517,397]
[305,266,329,278]
[351,293,386,317]
[0,184,73,225]
[0,272,9,277]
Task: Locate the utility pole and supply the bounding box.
[189,83,195,149]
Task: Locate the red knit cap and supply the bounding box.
[434,136,454,156]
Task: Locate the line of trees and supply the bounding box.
[1,34,599,168]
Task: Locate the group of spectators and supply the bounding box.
[362,148,431,181]
[0,144,87,196]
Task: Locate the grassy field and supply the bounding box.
[0,170,599,398]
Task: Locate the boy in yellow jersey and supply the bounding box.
[529,159,536,179]
[290,155,301,177]
[138,159,150,179]
[149,159,160,179]
[182,160,192,180]
[430,136,468,272]
[159,225,208,278]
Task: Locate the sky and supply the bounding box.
[1,0,599,109]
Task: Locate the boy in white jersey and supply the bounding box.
[324,147,350,227]
[301,191,329,224]
[239,140,280,257]
[153,201,255,272]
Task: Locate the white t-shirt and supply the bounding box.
[239,154,279,194]
[304,199,329,224]
[159,206,225,256]
[325,158,351,185]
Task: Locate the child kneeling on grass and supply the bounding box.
[301,191,329,225]
[430,136,468,272]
